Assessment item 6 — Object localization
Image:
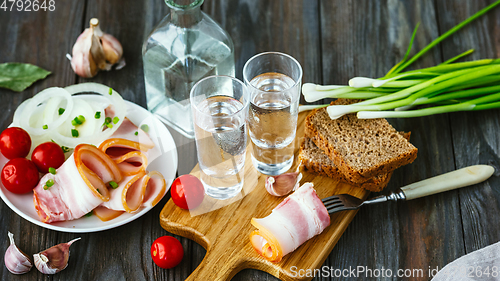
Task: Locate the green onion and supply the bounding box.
[106,123,113,129]
[109,88,113,95]
[108,181,118,189]
[95,111,101,119]
[61,146,70,153]
[84,211,93,217]
[72,115,85,126]
[49,167,56,175]
[46,179,54,187]
[134,131,138,136]
[112,117,119,124]
[71,129,79,137]
[301,1,500,119]
[96,189,101,194]
[58,108,65,115]
[387,0,500,76]
[140,124,149,133]
[43,185,49,190]
[42,124,48,130]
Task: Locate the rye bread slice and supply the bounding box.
[304,99,418,183]
[299,137,392,192]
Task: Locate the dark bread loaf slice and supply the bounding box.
[299,137,392,192]
[304,98,418,183]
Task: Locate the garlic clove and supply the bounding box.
[265,169,303,197]
[70,18,124,78]
[4,232,33,274]
[101,33,123,65]
[33,237,80,274]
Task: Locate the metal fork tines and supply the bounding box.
[321,190,407,215]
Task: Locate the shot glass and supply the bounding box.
[243,52,303,175]
[190,75,249,200]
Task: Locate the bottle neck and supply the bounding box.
[166,0,203,27]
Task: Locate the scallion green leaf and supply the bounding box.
[95,111,101,119]
[71,129,79,137]
[49,167,56,175]
[58,108,65,115]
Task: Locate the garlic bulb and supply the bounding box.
[4,232,32,274]
[33,237,80,274]
[265,168,303,197]
[70,18,124,78]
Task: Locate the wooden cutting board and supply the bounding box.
[160,112,369,281]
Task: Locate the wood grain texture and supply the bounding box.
[435,0,500,255]
[319,1,465,280]
[0,0,499,280]
[160,112,370,281]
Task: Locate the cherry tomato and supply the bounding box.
[171,175,204,210]
[31,142,65,173]
[1,158,39,194]
[0,127,31,159]
[151,236,184,269]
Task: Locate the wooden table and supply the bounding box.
[1,0,499,280]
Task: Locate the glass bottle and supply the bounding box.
[142,0,235,138]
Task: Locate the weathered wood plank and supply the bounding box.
[319,0,465,280]
[435,0,500,254]
[202,0,321,280]
[0,2,86,280]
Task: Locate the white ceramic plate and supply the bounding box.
[0,99,178,233]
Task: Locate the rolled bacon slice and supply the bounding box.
[249,183,330,263]
[99,117,154,154]
[142,171,167,207]
[33,144,122,223]
[99,171,166,213]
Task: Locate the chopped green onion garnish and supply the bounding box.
[48,167,56,175]
[134,131,138,136]
[43,185,49,190]
[109,181,118,189]
[109,88,113,95]
[140,124,149,133]
[78,115,85,123]
[61,146,70,153]
[95,111,101,119]
[71,129,79,137]
[84,211,93,217]
[46,179,54,187]
[96,189,101,194]
[106,123,113,129]
[42,124,48,130]
[71,120,78,126]
[112,117,119,124]
[58,108,65,115]
[105,117,112,124]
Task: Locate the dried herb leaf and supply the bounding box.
[0,63,51,92]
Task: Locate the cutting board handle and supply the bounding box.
[185,249,242,281]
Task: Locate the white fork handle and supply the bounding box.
[401,165,495,200]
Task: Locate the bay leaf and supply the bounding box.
[0,63,51,92]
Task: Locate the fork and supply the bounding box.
[322,165,495,214]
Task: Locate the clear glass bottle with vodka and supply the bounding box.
[142,0,235,138]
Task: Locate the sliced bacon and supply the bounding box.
[142,171,167,207]
[100,171,147,213]
[93,206,124,221]
[99,117,155,153]
[114,151,148,176]
[249,183,330,263]
[32,144,121,223]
